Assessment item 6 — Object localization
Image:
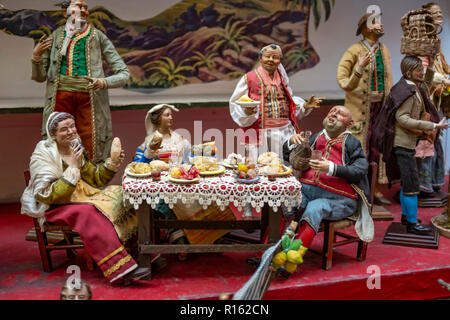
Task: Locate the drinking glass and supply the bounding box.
[311,150,323,161]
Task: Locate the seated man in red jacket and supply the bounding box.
[282,105,374,275]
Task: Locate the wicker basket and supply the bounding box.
[289,144,311,172]
[431,213,450,239]
[400,9,441,56]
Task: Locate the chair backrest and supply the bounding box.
[24,170,30,186]
[368,162,378,210]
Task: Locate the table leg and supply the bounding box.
[267,207,281,243]
[137,205,152,272]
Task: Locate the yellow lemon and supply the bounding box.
[284,261,298,274]
[170,167,182,178]
[298,245,308,257]
[272,251,287,268]
[287,250,303,264]
[237,163,248,173]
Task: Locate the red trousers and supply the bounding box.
[54,91,94,159]
[45,204,137,283]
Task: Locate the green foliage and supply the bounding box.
[189,51,218,70]
[28,26,52,43]
[87,8,112,34]
[311,0,335,29]
[282,0,335,29]
[143,56,195,88]
[281,0,308,11]
[286,46,313,68]
[207,19,250,53]
[225,71,245,79]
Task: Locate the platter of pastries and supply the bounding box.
[235,94,260,107]
[222,153,244,169]
[125,162,152,177]
[125,160,169,177]
[191,156,225,176]
[260,159,293,176]
[257,152,280,166]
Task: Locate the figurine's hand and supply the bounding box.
[149,132,163,151]
[85,76,106,92]
[309,157,330,172]
[436,118,450,130]
[304,95,324,110]
[289,134,305,146]
[32,35,53,61]
[358,51,372,69]
[68,143,83,169]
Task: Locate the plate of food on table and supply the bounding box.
[125,160,169,178]
[234,162,260,184]
[191,156,225,176]
[257,152,292,176]
[190,141,219,158]
[168,165,201,184]
[234,94,261,108]
[222,153,244,169]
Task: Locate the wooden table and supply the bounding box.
[122,170,302,277]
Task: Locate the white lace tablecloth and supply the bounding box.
[122,170,302,213]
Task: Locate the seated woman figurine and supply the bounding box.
[21,112,156,285]
[134,104,235,260]
[134,104,190,164]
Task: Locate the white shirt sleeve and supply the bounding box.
[326,161,335,176]
[433,71,446,84]
[229,76,259,127]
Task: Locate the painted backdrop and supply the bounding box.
[0,0,335,91]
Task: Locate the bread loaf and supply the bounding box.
[110,137,122,162]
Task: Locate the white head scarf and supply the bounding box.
[21,112,80,219]
[144,104,179,136]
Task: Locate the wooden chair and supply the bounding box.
[24,171,94,272]
[309,162,378,270]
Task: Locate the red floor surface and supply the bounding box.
[1,183,449,300]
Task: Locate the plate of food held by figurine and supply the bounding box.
[234,94,260,107]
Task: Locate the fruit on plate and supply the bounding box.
[237,94,255,102]
[176,165,200,180]
[237,163,248,173]
[236,164,258,180]
[170,167,182,178]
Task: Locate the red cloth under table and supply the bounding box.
[44,204,137,283]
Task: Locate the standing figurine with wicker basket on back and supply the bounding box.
[401,3,450,199]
